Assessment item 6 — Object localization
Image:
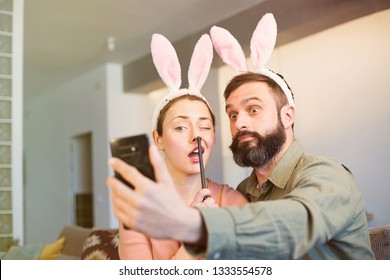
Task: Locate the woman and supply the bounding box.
[110,33,247,259]
[116,94,247,259]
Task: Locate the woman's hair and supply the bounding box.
[155,94,216,136]
[224,72,294,111]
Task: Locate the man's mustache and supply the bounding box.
[232,130,261,142]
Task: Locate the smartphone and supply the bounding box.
[109,133,155,189]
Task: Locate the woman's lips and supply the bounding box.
[188,147,204,162]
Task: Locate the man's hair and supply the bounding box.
[224,72,295,111]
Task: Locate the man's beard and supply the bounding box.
[229,121,286,168]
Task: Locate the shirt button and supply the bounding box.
[213,252,221,259]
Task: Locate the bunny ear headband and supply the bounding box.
[210,13,295,107]
[151,33,213,130]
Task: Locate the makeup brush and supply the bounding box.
[196,136,207,189]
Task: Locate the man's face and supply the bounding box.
[225,81,286,168]
[229,121,286,168]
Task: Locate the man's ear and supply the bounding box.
[280,105,295,129]
[152,130,164,150]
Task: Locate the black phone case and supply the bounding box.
[109,134,155,189]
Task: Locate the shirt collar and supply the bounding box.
[268,140,304,189]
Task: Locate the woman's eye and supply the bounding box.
[175,126,187,131]
[250,107,260,114]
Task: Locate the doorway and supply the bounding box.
[70,132,93,228]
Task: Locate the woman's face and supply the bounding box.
[154,98,215,176]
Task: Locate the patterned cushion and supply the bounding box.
[81,229,119,260]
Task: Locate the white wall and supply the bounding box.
[106,64,158,228]
[218,9,390,227]
[24,65,110,244]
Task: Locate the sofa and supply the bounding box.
[57,224,390,260]
[0,225,119,260]
[369,225,390,260]
[57,225,119,260]
[1,224,389,260]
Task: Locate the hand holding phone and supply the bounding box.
[109,134,156,189]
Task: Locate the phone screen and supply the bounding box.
[109,134,155,189]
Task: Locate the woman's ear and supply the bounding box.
[152,130,164,150]
[280,105,295,129]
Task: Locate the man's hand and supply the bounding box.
[107,144,204,243]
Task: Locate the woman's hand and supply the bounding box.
[190,188,219,208]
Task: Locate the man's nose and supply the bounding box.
[234,114,248,131]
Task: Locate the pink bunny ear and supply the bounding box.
[151,33,213,131]
[188,34,213,91]
[250,13,277,71]
[210,25,248,73]
[151,33,181,91]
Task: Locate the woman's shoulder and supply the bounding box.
[207,179,248,206]
[207,178,229,190]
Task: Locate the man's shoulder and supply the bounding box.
[299,152,347,169]
[293,152,356,185]
[286,141,352,173]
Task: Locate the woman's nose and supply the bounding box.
[191,127,202,143]
[192,136,200,143]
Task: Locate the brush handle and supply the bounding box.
[197,137,207,189]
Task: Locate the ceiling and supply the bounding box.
[23,0,267,101]
[23,0,390,102]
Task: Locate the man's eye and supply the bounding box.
[229,113,237,120]
[250,107,260,114]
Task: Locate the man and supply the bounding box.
[107,71,374,259]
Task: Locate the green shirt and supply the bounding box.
[198,140,375,259]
